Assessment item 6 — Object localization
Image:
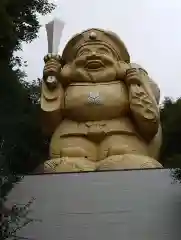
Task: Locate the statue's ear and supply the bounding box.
[60,63,72,86]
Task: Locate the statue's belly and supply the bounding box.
[64,81,129,121]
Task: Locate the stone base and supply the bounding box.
[6,169,179,240]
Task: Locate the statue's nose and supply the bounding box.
[86,52,97,60]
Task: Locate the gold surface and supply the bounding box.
[36,28,163,173]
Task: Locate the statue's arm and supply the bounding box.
[126,68,159,142]
[41,54,64,136]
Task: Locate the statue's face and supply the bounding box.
[75,44,116,71]
[61,43,121,83]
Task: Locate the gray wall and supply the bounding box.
[6,169,181,240]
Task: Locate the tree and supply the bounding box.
[0,117,42,240]
[0,0,55,64]
[159,97,181,183]
[160,97,181,168]
[0,1,54,237]
[0,0,55,174]
[1,197,41,240]
[170,168,181,183]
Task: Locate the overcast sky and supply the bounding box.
[20,0,181,101]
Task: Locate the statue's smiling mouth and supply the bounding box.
[85,60,105,70]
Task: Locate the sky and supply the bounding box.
[20,0,181,101]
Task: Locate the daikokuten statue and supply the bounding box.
[38,28,163,173]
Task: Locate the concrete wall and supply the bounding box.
[6,169,181,240]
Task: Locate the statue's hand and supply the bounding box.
[116,61,130,80]
[125,68,141,86]
[43,54,62,90]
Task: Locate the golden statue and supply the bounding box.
[38,28,163,173]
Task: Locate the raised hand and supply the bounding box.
[43,54,62,90]
[125,68,142,86]
[116,61,130,80]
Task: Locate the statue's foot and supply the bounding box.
[34,154,162,174]
[97,154,163,171]
[42,157,97,173]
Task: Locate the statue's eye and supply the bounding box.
[97,48,109,54]
[78,49,91,56]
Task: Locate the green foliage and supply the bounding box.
[1,197,41,240]
[160,97,181,167]
[0,0,55,63]
[0,0,54,238]
[0,0,54,175]
[171,168,181,183]
[0,75,49,174]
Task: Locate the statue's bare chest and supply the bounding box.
[64,81,129,121]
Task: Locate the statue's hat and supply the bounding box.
[62,28,130,63]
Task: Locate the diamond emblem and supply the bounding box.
[87,92,102,105]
